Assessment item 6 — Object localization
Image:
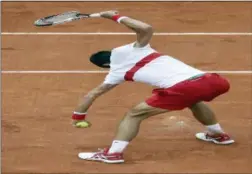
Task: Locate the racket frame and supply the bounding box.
[34,11,100,27]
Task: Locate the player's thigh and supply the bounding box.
[128,101,169,118]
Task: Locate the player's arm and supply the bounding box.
[100,10,153,48]
[72,83,117,126]
[75,83,117,113]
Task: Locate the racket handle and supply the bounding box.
[89,13,101,18]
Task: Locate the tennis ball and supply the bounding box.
[75,121,91,128]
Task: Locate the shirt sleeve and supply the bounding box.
[103,70,124,85]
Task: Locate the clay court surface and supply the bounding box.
[1,1,252,174]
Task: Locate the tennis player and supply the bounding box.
[72,10,234,164]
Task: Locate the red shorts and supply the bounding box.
[146,73,230,110]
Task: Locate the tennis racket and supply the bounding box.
[34,11,101,27]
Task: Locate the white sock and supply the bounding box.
[73,111,86,115]
[108,140,129,153]
[206,123,224,134]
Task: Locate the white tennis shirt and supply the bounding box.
[103,42,204,88]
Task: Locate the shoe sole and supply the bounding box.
[78,153,124,164]
[103,159,125,164]
[195,133,235,145]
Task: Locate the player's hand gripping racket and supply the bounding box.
[34,11,101,26]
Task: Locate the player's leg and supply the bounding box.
[190,102,234,145]
[78,102,168,163]
[113,102,168,142]
[186,73,234,144]
[190,102,218,126]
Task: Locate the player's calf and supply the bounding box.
[190,102,234,145]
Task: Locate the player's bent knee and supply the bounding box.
[126,108,146,118]
[126,104,148,118]
[189,102,204,110]
[126,102,165,119]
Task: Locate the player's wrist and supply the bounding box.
[99,10,120,20]
[72,111,87,121]
[111,15,129,23]
[72,112,92,128]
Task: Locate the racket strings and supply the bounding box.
[45,11,79,22]
[34,11,91,26]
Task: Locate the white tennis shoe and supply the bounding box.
[196,132,235,145]
[78,148,124,164]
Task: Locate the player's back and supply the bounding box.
[134,55,204,88]
[105,42,204,88]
